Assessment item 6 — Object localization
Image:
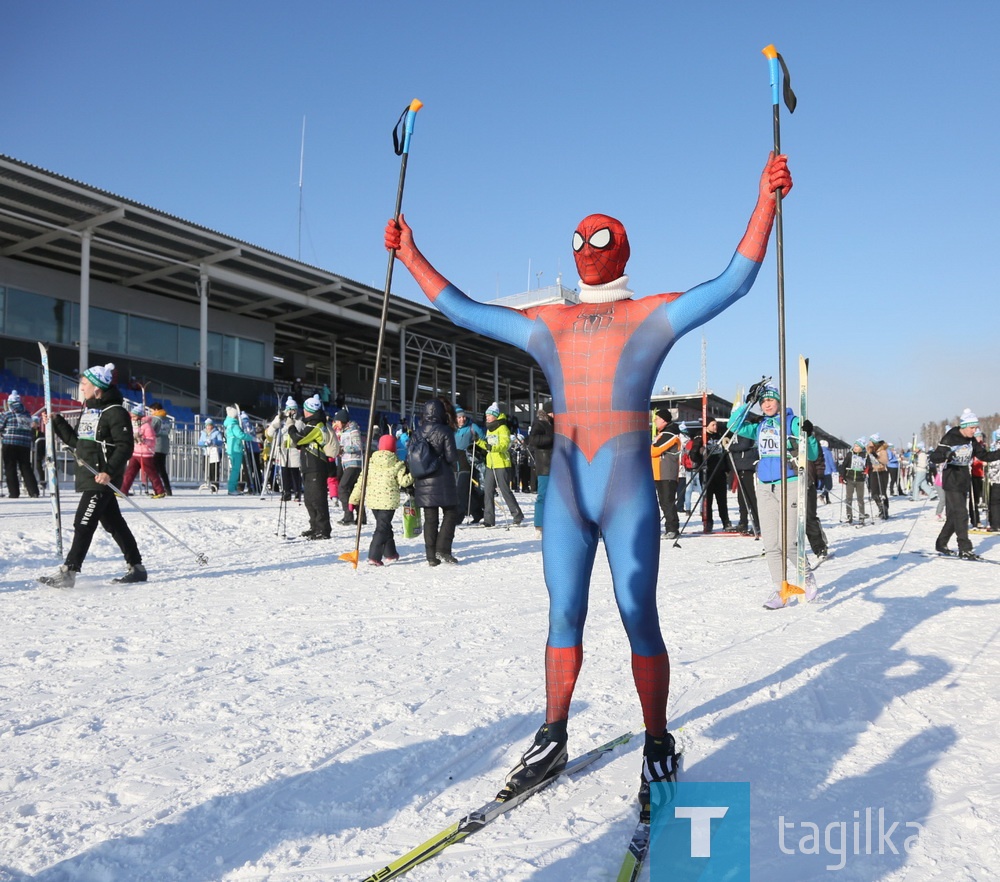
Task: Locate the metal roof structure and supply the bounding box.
[0,153,548,412]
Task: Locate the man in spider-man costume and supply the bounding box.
[385,152,791,814]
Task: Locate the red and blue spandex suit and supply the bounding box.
[385,154,790,736]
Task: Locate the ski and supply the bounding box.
[712,551,766,564]
[908,550,1000,565]
[614,752,683,882]
[616,820,650,882]
[796,355,809,589]
[38,342,63,555]
[359,730,637,882]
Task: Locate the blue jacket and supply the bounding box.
[730,402,819,485]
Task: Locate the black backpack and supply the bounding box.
[407,432,442,479]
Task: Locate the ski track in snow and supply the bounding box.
[2,489,999,881]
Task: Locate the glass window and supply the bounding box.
[221,335,238,373]
[90,307,126,354]
[178,325,201,367]
[236,339,265,376]
[206,331,223,370]
[5,288,74,343]
[128,315,177,362]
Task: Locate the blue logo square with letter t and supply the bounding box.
[650,782,750,881]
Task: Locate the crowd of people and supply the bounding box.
[7,374,998,582]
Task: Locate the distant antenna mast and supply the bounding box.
[297,115,306,261]
[698,336,708,393]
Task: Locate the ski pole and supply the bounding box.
[464,449,476,522]
[72,455,208,565]
[891,496,929,559]
[343,98,424,567]
[491,465,512,530]
[762,44,798,601]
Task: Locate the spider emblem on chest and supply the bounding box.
[572,305,616,334]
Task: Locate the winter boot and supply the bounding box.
[38,565,77,588]
[498,720,568,799]
[638,732,679,822]
[804,571,819,602]
[958,550,983,561]
[763,590,786,610]
[112,564,147,584]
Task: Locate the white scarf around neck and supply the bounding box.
[578,274,634,304]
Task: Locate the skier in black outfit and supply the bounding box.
[728,431,760,535]
[414,397,461,565]
[691,418,732,532]
[929,409,1000,560]
[287,395,334,540]
[527,404,555,535]
[38,363,146,587]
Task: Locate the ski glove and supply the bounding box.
[801,419,814,435]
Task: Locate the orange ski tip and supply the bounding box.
[762,45,778,60]
[409,98,424,113]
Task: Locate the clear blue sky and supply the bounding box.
[5,1,998,446]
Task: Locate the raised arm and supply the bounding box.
[385,215,533,350]
[666,153,792,340]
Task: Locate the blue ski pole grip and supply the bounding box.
[402,98,424,154]
[762,45,780,107]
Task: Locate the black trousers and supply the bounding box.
[302,468,331,537]
[3,445,40,497]
[938,487,973,554]
[456,466,484,521]
[655,479,679,534]
[806,484,828,555]
[154,451,172,495]
[423,505,458,560]
[65,489,142,571]
[369,509,398,562]
[280,465,303,500]
[868,471,890,518]
[735,468,760,532]
[338,466,361,519]
[702,466,730,528]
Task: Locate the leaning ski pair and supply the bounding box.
[359,730,636,882]
[38,342,63,555]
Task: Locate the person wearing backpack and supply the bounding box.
[287,395,333,540]
[412,397,460,565]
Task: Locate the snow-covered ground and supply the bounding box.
[2,485,998,881]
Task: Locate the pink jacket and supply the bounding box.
[133,416,157,458]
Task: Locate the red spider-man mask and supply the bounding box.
[572,214,630,285]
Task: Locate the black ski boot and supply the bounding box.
[112,564,147,584]
[638,731,679,822]
[498,720,568,799]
